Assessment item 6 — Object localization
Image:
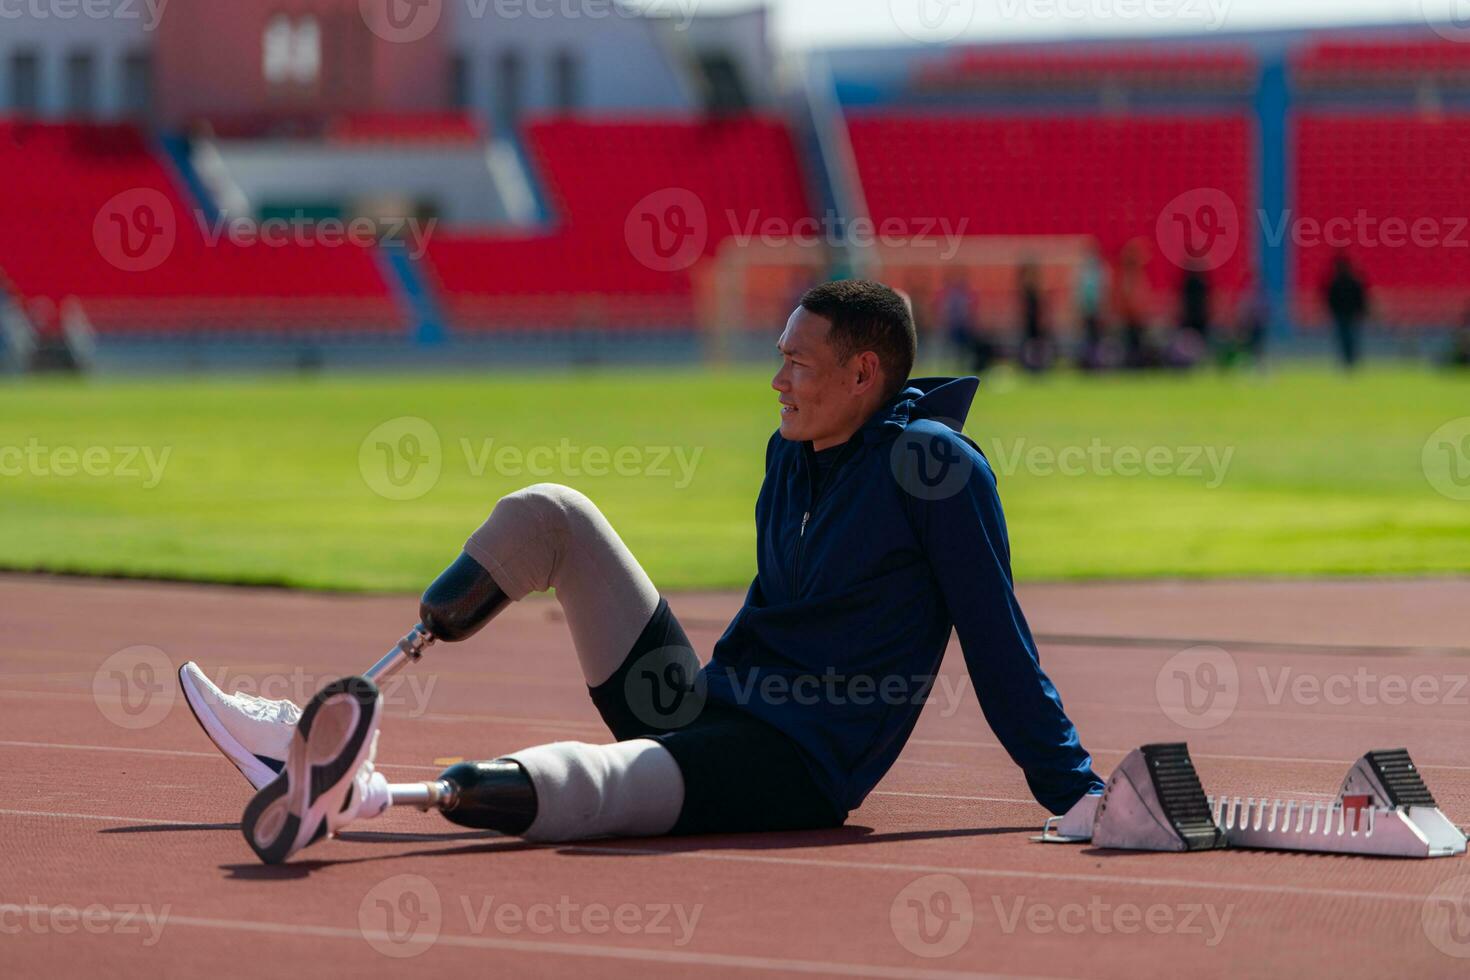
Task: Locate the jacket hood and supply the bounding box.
[859,376,980,443]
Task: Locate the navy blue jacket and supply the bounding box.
[703,377,1103,815]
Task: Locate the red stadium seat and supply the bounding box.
[0,119,405,335]
[845,113,1255,315]
[422,115,813,330]
[1291,113,1470,327]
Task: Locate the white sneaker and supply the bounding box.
[241,675,391,865]
[178,662,300,790]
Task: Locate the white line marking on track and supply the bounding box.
[3,904,1060,980]
[0,806,1458,906]
[0,739,444,772]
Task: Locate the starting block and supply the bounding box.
[1036,744,1467,859]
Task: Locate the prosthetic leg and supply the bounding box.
[365,552,540,834]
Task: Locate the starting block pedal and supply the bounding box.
[1036,745,1467,859]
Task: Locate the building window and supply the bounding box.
[10,50,40,114]
[495,50,522,132]
[66,50,96,117]
[552,50,579,111]
[263,13,321,88]
[122,52,152,119]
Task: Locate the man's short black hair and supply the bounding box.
[799,279,917,402]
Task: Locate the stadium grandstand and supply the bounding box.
[0,3,1467,371]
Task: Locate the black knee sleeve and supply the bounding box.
[438,760,538,835]
[419,552,511,643]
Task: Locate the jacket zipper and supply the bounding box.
[791,441,856,594]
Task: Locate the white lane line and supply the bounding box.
[0,807,1455,906]
[2,904,1055,980]
[0,740,443,773]
[905,738,1470,773]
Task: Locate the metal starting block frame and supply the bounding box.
[1036,744,1467,859]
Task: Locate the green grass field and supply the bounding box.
[0,366,1466,592]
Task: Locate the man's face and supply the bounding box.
[771,307,881,450]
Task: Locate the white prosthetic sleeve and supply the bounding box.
[504,738,685,843]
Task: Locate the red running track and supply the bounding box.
[1,574,1467,978]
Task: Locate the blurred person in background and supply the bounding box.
[1114,238,1157,369]
[1167,261,1211,369]
[1016,261,1055,374]
[1323,251,1369,369]
[1443,304,1470,369]
[939,269,995,373]
[1074,242,1113,372]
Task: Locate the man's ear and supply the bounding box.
[853,350,883,394]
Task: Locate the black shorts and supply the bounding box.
[588,598,845,836]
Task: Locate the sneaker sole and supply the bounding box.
[241,675,381,865]
[178,662,284,791]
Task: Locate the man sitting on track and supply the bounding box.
[179,279,1104,864]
